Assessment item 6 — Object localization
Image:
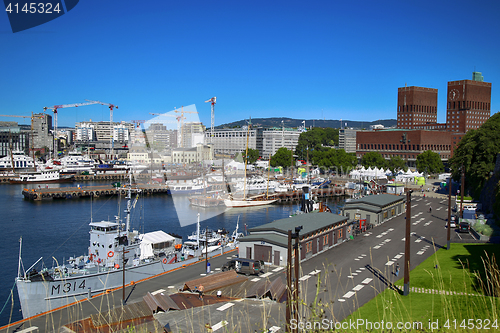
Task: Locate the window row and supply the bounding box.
[359,143,451,151]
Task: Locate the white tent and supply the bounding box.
[139,231,176,260]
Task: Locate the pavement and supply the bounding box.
[1,192,484,333]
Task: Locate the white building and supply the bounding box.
[172,144,213,164]
[260,127,302,157]
[76,123,95,141]
[113,124,130,143]
[205,127,257,157]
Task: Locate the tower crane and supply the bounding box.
[204,97,216,145]
[172,106,198,148]
[44,101,101,158]
[85,100,119,158]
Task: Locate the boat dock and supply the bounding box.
[274,186,353,202]
[22,184,169,201]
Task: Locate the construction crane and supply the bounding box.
[205,97,216,145]
[85,100,119,158]
[172,106,198,148]
[131,120,145,128]
[44,101,101,158]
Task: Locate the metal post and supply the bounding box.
[404,190,412,295]
[447,177,452,250]
[122,247,126,305]
[205,227,208,272]
[460,167,465,219]
[286,230,292,332]
[293,226,302,327]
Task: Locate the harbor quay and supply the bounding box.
[0,195,468,333]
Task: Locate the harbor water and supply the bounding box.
[0,181,345,326]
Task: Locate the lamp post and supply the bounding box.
[404,190,412,296]
[292,226,302,329]
[447,177,452,250]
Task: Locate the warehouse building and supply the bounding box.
[343,194,406,226]
[238,212,350,266]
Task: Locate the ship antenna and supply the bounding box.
[18,237,22,279]
[125,169,132,240]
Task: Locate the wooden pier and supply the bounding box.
[22,184,169,201]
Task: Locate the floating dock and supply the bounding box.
[22,184,169,201]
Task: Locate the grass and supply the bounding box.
[343,243,500,332]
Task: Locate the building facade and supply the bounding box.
[356,129,453,165]
[397,86,438,129]
[339,128,357,153]
[171,144,213,164]
[343,194,406,226]
[238,212,350,266]
[32,113,53,150]
[205,127,257,157]
[260,127,302,157]
[446,74,491,133]
[0,124,30,157]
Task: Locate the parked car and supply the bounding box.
[449,216,456,228]
[459,222,470,233]
[221,258,262,275]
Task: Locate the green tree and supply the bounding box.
[241,148,260,164]
[361,152,386,169]
[295,127,339,160]
[416,150,444,175]
[449,112,500,198]
[387,156,408,175]
[271,147,293,168]
[312,148,356,172]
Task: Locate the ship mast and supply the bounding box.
[243,118,251,200]
[124,170,132,242]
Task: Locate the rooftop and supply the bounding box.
[344,194,405,208]
[248,212,347,237]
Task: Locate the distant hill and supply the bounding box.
[216,117,396,129]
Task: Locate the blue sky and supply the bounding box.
[1,0,499,128]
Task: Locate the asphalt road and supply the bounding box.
[2,195,480,333]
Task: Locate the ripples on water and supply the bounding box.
[0,181,344,326]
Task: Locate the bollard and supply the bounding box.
[87,287,91,299]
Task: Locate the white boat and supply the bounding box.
[0,150,38,171]
[224,193,277,208]
[9,170,74,184]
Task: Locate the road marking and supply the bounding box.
[426,202,431,205]
[364,232,372,237]
[217,303,235,311]
[212,320,229,331]
[343,291,355,298]
[351,272,358,276]
[384,239,391,243]
[415,239,422,243]
[417,251,424,255]
[412,204,417,208]
[226,257,233,259]
[361,254,367,257]
[352,284,364,291]
[376,234,383,238]
[424,221,433,226]
[388,228,394,231]
[299,275,311,281]
[251,278,261,282]
[268,326,281,333]
[355,258,360,261]
[436,207,442,211]
[215,268,221,271]
[348,275,354,278]
[234,298,244,302]
[338,298,345,302]
[272,267,284,272]
[373,245,381,249]
[260,272,273,278]
[401,238,405,241]
[151,289,165,295]
[355,270,362,273]
[168,286,175,289]
[310,269,322,275]
[361,278,373,284]
[394,254,402,259]
[359,267,366,270]
[386,260,394,266]
[200,273,207,276]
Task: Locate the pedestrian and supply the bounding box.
[395,263,400,277]
[217,290,222,298]
[429,206,432,213]
[197,286,204,300]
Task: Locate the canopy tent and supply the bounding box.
[139,231,178,260]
